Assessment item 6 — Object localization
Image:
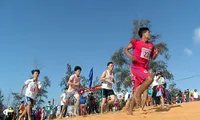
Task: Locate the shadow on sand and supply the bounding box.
[150,104,181,112]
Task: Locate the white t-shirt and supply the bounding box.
[125,92,130,101]
[158,77,165,85]
[67,74,80,92]
[25,79,41,100]
[152,76,165,87]
[152,76,159,87]
[60,93,66,105]
[193,91,198,99]
[102,70,114,90]
[3,109,8,116]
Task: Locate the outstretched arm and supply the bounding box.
[100,71,107,81]
[152,48,158,60]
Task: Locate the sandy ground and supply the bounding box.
[60,101,200,120]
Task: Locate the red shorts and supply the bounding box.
[130,65,151,94]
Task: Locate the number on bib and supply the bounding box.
[140,48,151,59]
[30,87,36,92]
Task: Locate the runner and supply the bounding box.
[19,69,42,120]
[58,66,82,119]
[100,62,117,114]
[124,27,159,115]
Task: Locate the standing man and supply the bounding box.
[59,66,82,118]
[124,27,159,115]
[19,69,42,120]
[100,62,117,114]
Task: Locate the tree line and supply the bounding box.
[1,19,180,114]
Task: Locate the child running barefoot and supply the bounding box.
[124,27,159,115]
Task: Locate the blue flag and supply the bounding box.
[89,68,93,88]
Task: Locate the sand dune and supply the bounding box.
[61,101,200,120]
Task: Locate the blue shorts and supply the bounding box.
[25,96,34,105]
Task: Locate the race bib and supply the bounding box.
[140,47,151,59]
[107,83,112,88]
[30,87,36,92]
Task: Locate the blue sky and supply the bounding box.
[1,0,200,105]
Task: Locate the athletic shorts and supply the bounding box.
[65,91,78,99]
[130,65,151,94]
[101,88,115,98]
[25,96,34,105]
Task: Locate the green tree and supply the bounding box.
[0,89,5,119]
[60,63,73,90]
[36,76,51,107]
[11,92,22,110]
[168,82,180,100]
[111,19,173,91]
[80,76,90,89]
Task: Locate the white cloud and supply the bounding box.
[184,48,193,56]
[193,28,200,43]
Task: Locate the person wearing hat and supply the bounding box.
[19,69,42,120]
[152,71,162,106]
[152,71,166,107]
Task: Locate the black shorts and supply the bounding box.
[101,88,115,98]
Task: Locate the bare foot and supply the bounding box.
[161,105,169,110]
[126,110,133,115]
[126,109,133,116]
[140,109,147,114]
[122,107,128,113]
[73,113,78,117]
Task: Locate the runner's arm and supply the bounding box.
[19,84,26,97]
[100,71,107,81]
[124,43,136,62]
[36,82,41,92]
[152,48,158,60]
[113,79,118,85]
[68,78,75,86]
[60,95,65,103]
[74,81,81,86]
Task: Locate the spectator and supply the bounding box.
[193,89,198,101]
[147,86,152,106]
[184,89,190,102]
[87,92,95,114]
[46,101,53,120]
[41,107,45,120]
[19,101,25,119]
[80,95,87,116]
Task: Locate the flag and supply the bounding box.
[89,68,93,88]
